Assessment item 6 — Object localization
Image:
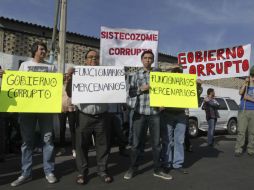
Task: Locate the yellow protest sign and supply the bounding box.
[0,71,63,113]
[150,72,198,108]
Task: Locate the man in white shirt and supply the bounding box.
[11,41,57,187]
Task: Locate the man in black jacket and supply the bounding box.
[203,88,220,146]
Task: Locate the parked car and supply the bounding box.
[188,97,239,138]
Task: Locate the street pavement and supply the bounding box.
[0,134,253,190]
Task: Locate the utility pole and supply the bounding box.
[49,0,60,64]
[58,0,67,73]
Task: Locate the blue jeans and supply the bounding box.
[161,111,186,169]
[20,113,55,177]
[130,113,161,170]
[207,118,217,145]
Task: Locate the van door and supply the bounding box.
[215,98,229,129]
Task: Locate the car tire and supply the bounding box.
[227,119,237,135]
[188,119,199,138]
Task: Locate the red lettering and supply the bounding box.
[224,61,232,74]
[225,47,236,59]
[195,51,203,62]
[189,65,196,74]
[197,64,206,76]
[119,32,124,40]
[140,34,145,41]
[136,49,142,55]
[114,48,119,54]
[216,62,224,74]
[100,31,106,38]
[126,48,131,55]
[187,52,194,63]
[208,50,216,61]
[178,53,186,64]
[232,60,241,73]
[109,48,114,55]
[125,33,130,40]
[206,63,216,75]
[154,34,158,41]
[237,46,244,58]
[204,51,207,62]
[114,32,120,39]
[217,49,225,60]
[130,34,135,40]
[120,48,125,55]
[109,32,114,39]
[242,59,249,72]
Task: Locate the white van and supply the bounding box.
[188,97,239,137]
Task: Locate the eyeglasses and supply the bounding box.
[86,56,99,60]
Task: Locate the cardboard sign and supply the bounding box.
[72,66,126,104]
[178,44,251,80]
[150,72,198,108]
[0,71,63,113]
[100,26,159,67]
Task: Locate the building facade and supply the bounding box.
[0,16,244,89]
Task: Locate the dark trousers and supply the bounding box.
[58,111,76,149]
[109,113,128,150]
[75,111,110,176]
[130,113,161,171]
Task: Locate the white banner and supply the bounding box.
[72,66,126,104]
[178,44,251,80]
[100,26,159,67]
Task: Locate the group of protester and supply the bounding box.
[0,41,254,187]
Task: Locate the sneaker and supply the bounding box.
[174,168,189,174]
[72,150,76,158]
[124,168,137,180]
[153,169,173,180]
[45,173,57,184]
[11,176,32,187]
[56,148,65,156]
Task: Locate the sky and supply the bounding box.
[0,0,254,58]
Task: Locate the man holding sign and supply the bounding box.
[11,42,57,186]
[124,50,172,180]
[160,66,189,175]
[66,50,113,184]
